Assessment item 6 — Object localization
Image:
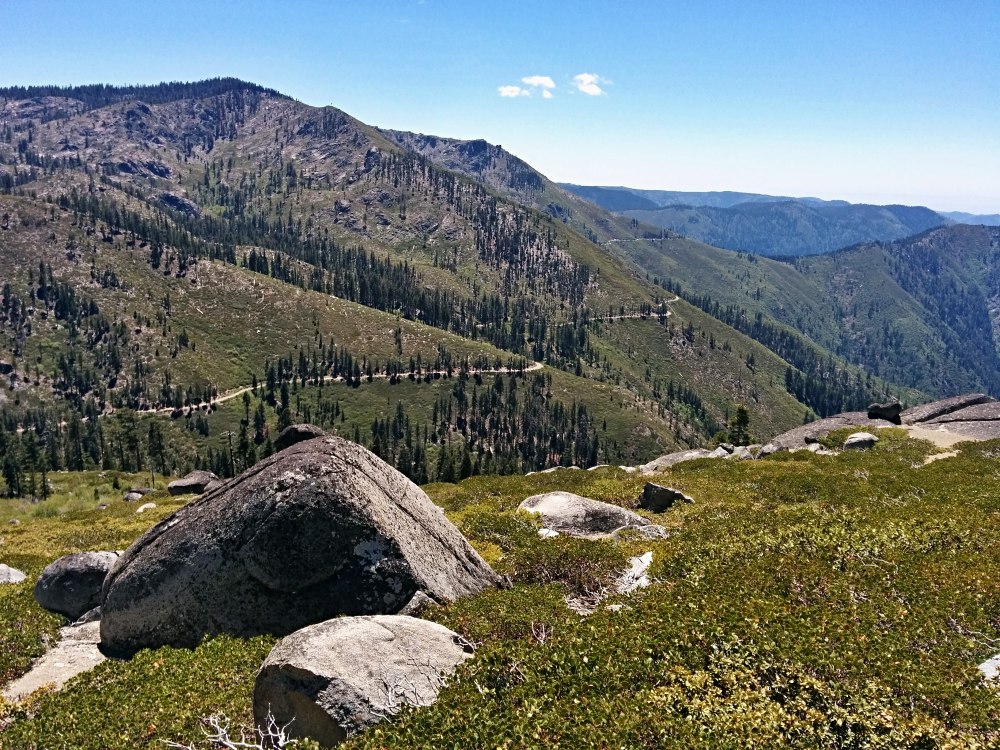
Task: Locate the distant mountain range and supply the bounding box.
[1,77,999,491]
[560,184,999,256]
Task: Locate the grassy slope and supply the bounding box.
[2,433,999,747]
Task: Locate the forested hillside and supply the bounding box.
[0,79,836,495]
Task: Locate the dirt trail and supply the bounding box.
[125,360,546,417]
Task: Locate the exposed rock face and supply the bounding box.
[254,615,473,747]
[639,449,713,474]
[166,470,218,496]
[843,432,879,450]
[727,446,753,461]
[34,552,119,620]
[867,400,903,424]
[900,394,994,425]
[100,436,499,655]
[519,491,650,538]
[274,423,327,452]
[639,483,694,512]
[0,564,26,585]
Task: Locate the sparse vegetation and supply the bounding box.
[1,431,999,748]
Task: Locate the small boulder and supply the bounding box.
[726,446,753,461]
[100,436,499,655]
[397,590,438,617]
[134,502,157,514]
[275,423,327,452]
[978,653,1000,681]
[638,483,694,512]
[0,564,27,585]
[123,488,153,502]
[254,615,473,746]
[707,446,731,459]
[34,551,119,620]
[518,491,650,538]
[843,432,879,450]
[867,400,903,424]
[166,470,218,496]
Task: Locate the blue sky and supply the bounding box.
[4,0,998,212]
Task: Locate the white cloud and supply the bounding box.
[498,85,529,98]
[542,89,554,99]
[521,75,556,89]
[573,73,607,96]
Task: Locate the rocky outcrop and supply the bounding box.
[134,502,157,514]
[518,491,650,538]
[100,436,499,655]
[34,552,119,620]
[766,413,895,451]
[123,487,153,502]
[0,564,26,585]
[639,449,713,474]
[166,470,218,496]
[638,483,694,512]
[254,615,473,747]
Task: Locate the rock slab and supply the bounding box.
[519,491,650,538]
[254,615,473,746]
[639,483,694,512]
[100,436,499,655]
[34,551,119,620]
[2,621,106,702]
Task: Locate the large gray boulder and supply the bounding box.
[0,564,26,585]
[100,436,499,655]
[254,615,472,746]
[166,470,218,496]
[34,552,119,620]
[519,491,650,538]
